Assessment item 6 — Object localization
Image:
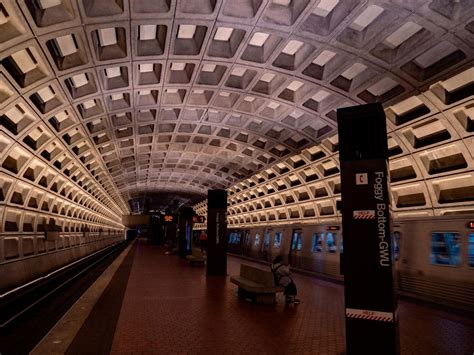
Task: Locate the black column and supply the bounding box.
[206,189,227,276]
[178,207,194,258]
[337,103,399,355]
[150,214,161,246]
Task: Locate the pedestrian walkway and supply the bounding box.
[105,239,474,354]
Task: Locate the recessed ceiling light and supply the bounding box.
[105,67,121,78]
[71,74,88,88]
[171,63,186,71]
[36,86,55,102]
[11,50,37,74]
[139,25,157,41]
[231,67,247,77]
[214,27,233,41]
[282,40,303,55]
[384,22,422,49]
[341,63,367,80]
[272,0,291,6]
[349,5,384,32]
[260,73,275,83]
[98,28,117,47]
[83,100,96,109]
[312,0,339,17]
[202,64,217,72]
[55,35,78,57]
[249,32,270,47]
[287,80,303,91]
[39,0,61,10]
[312,50,337,66]
[139,64,154,72]
[267,102,280,109]
[111,93,123,101]
[177,25,196,39]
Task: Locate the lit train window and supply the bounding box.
[263,232,271,248]
[430,232,461,266]
[255,233,260,246]
[311,233,323,252]
[291,231,302,251]
[311,233,324,252]
[245,231,251,245]
[468,234,474,268]
[274,232,282,248]
[326,232,337,253]
[228,231,241,244]
[392,232,400,261]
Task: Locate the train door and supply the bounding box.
[253,231,261,258]
[289,229,303,267]
[242,229,251,256]
[261,229,272,261]
[227,230,243,254]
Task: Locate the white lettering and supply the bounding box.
[216,212,219,244]
[379,246,390,266]
[374,171,384,200]
[375,182,389,267]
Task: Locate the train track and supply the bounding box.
[0,240,129,355]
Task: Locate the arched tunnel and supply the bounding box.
[0,0,473,354]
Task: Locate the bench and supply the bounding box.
[186,249,206,266]
[230,264,285,304]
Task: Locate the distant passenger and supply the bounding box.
[271,255,300,304]
[199,231,207,254]
[165,239,174,255]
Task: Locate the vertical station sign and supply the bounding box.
[337,103,399,355]
[207,189,228,276]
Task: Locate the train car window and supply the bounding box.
[392,232,400,261]
[263,232,271,248]
[228,231,241,244]
[326,232,337,253]
[254,233,260,246]
[468,234,474,268]
[430,232,461,266]
[274,232,282,248]
[291,231,302,251]
[311,233,322,252]
[245,231,251,245]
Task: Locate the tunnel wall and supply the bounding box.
[0,231,124,293]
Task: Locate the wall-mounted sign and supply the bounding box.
[192,215,206,223]
[327,226,341,231]
[468,221,474,229]
[163,215,174,223]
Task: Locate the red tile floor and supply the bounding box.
[110,240,474,354]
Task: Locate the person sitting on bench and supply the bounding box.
[271,255,300,304]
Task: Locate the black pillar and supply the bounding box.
[206,189,227,276]
[165,223,177,250]
[178,207,194,258]
[150,215,161,246]
[337,103,399,355]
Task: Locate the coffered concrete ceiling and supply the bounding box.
[1,0,473,223]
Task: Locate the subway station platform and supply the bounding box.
[32,239,474,355]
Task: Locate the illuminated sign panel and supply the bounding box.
[468,221,474,229]
[192,215,206,223]
[327,226,341,231]
[163,215,174,223]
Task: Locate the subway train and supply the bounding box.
[226,214,474,311]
